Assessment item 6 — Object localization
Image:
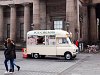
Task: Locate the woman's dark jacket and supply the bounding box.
[4,43,16,59]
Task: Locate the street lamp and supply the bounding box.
[66,21,70,31]
[31,23,34,30]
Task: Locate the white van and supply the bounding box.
[26,30,78,60]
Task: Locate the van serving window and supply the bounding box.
[27,35,37,45]
[37,36,45,45]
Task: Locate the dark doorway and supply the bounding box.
[19,23,24,40]
[96,4,100,40]
[7,24,10,38]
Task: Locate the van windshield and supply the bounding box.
[57,37,71,44]
[66,38,71,44]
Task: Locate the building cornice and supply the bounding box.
[0,0,33,5]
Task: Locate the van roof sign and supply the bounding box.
[33,31,55,35]
[27,30,56,35]
[27,30,69,37]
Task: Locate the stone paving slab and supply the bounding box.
[17,60,74,73]
[60,54,100,75]
[0,51,96,75]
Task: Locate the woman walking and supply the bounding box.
[9,40,20,72]
[4,38,15,73]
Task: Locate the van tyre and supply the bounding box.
[64,52,72,60]
[33,53,39,59]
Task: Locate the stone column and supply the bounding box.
[10,4,16,41]
[33,0,40,30]
[82,6,88,41]
[66,0,77,41]
[0,5,4,41]
[90,5,97,41]
[23,3,30,41]
[40,0,46,30]
[76,0,80,41]
[47,14,52,30]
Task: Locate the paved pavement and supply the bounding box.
[0,51,100,75]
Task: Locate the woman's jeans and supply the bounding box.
[10,59,18,69]
[4,58,14,72]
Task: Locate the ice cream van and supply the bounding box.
[26,30,78,60]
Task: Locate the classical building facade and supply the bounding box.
[0,0,99,43]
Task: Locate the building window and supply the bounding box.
[54,21,63,30]
[7,24,10,38]
[20,23,24,39]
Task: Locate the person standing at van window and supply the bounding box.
[4,38,15,73]
[69,32,72,42]
[75,40,79,47]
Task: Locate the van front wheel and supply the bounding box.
[64,53,72,60]
[33,53,39,59]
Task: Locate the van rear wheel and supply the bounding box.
[33,53,39,59]
[64,53,72,60]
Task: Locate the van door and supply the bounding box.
[56,37,71,55]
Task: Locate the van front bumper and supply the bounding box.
[72,54,76,58]
[72,51,77,57]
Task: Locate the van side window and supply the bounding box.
[46,35,56,45]
[57,38,68,44]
